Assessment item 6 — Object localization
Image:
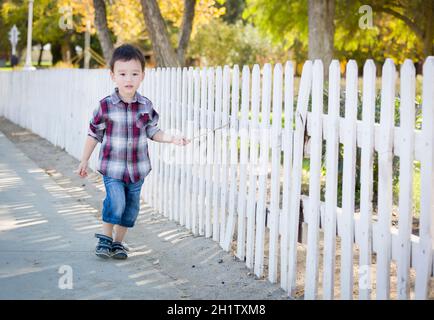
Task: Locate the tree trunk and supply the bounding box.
[61,33,73,63]
[140,0,180,67]
[93,0,114,66]
[177,0,196,64]
[308,0,335,72]
[38,43,44,66]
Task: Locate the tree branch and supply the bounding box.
[372,5,424,39]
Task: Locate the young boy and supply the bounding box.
[77,44,189,260]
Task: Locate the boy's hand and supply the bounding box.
[171,135,191,146]
[77,160,89,178]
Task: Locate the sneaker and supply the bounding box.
[95,233,113,259]
[111,241,128,260]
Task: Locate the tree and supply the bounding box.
[244,0,335,69]
[140,0,196,67]
[93,0,114,64]
[1,0,77,66]
[308,0,334,70]
[188,19,287,66]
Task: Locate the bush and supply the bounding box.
[188,19,287,67]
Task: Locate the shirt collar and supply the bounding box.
[111,87,147,105]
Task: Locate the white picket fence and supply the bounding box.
[0,57,433,300]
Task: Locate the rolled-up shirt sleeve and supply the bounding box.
[146,107,161,140]
[87,105,106,143]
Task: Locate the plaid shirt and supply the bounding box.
[88,88,160,183]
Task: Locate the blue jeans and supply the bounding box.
[102,175,144,228]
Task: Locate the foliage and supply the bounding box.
[243,0,428,66]
[188,19,287,67]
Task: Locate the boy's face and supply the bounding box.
[110,59,144,98]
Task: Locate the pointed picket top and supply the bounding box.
[284,61,294,129]
[344,59,358,116]
[361,59,376,127]
[242,64,250,75]
[263,63,272,106]
[328,59,340,116]
[251,64,261,115]
[274,62,283,78]
[231,65,240,125]
[379,58,396,133]
[284,60,294,77]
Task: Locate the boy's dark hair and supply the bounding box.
[109,44,145,71]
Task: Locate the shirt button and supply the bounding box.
[128,142,132,147]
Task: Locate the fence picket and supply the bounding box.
[185,67,194,230]
[280,61,295,291]
[358,60,376,300]
[304,60,324,299]
[162,68,170,217]
[322,60,341,299]
[415,57,434,299]
[213,67,223,242]
[287,61,312,296]
[233,66,250,257]
[246,64,261,269]
[340,60,358,299]
[376,59,396,300]
[191,68,201,235]
[269,63,283,283]
[174,67,182,222]
[224,65,239,249]
[179,67,188,226]
[168,68,177,220]
[205,68,215,238]
[198,68,208,235]
[396,60,416,299]
[254,63,272,277]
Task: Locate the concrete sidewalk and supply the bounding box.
[0,126,287,300]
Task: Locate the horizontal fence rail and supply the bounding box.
[0,57,433,300]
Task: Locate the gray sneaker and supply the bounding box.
[95,234,113,259]
[111,241,128,260]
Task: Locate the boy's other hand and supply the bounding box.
[77,160,89,178]
[171,135,191,146]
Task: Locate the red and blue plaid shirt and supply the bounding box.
[88,88,160,183]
